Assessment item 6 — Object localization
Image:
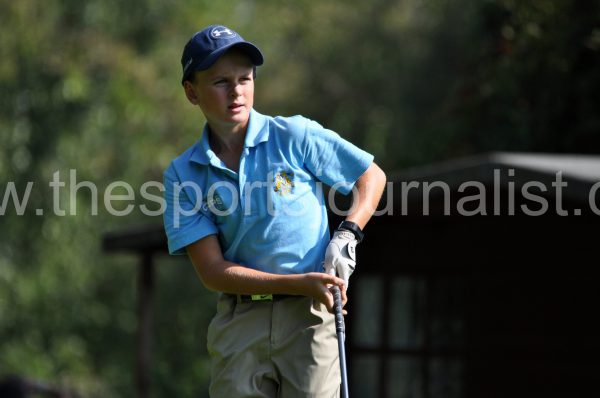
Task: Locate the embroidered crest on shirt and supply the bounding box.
[204,192,226,212]
[273,171,295,195]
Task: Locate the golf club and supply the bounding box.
[330,284,349,398]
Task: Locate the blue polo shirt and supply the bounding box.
[163,109,373,275]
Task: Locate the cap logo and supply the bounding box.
[183,57,193,74]
[210,27,237,39]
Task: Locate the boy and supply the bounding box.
[163,25,386,397]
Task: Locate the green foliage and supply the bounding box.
[1,0,599,395]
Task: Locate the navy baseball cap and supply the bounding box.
[181,25,264,84]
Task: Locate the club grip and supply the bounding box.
[330,285,345,333]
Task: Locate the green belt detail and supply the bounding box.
[250,294,273,301]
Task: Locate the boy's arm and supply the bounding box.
[186,235,346,311]
[323,162,386,285]
[345,162,387,229]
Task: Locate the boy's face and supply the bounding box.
[184,49,255,132]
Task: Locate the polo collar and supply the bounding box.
[189,109,269,166]
[244,109,269,148]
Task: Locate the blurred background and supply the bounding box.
[1,0,599,397]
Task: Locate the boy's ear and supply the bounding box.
[183,81,199,105]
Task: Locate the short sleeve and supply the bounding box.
[163,164,218,255]
[303,119,374,195]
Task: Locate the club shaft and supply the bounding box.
[331,286,349,398]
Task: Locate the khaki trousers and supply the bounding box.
[207,294,341,398]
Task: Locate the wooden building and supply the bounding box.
[104,152,600,398]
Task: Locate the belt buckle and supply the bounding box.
[250,294,273,301]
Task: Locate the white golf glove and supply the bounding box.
[323,229,357,287]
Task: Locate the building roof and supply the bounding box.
[488,152,600,182]
[389,152,600,203]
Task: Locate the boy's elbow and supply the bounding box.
[372,162,387,187]
[195,262,224,292]
[188,254,223,292]
[378,164,386,182]
[195,268,216,291]
[186,236,228,292]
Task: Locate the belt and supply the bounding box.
[233,294,297,303]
